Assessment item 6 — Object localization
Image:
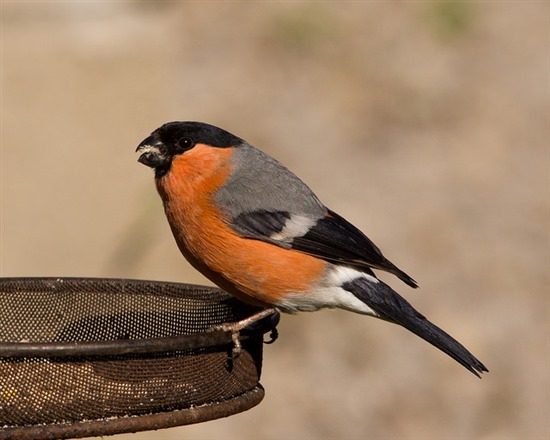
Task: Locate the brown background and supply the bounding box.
[1,2,548,439]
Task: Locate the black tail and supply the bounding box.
[344,277,488,378]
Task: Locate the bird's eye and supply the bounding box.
[176,137,194,152]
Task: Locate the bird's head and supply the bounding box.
[136,121,244,178]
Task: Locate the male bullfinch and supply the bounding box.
[136,121,487,377]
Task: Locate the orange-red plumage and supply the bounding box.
[156,144,327,307]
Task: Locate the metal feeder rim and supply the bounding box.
[0,386,265,440]
[0,325,276,359]
[0,276,280,358]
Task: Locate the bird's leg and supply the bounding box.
[211,307,278,357]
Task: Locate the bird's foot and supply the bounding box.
[211,307,278,357]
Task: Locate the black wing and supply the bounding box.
[292,209,418,288]
[233,210,292,242]
[230,208,418,288]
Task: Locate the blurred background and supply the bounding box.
[1,1,548,439]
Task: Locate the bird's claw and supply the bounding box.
[210,308,278,357]
[264,328,279,344]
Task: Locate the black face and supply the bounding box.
[136,121,244,178]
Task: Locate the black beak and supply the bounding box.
[136,134,169,169]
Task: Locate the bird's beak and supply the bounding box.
[136,134,169,169]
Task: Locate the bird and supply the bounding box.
[136,121,488,378]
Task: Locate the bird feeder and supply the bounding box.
[0,277,278,439]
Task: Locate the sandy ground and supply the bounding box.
[1,2,548,439]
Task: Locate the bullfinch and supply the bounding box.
[136,121,487,377]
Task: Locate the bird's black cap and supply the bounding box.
[136,121,244,178]
[154,121,244,150]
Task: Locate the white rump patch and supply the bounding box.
[274,265,380,316]
[275,286,379,316]
[327,265,379,286]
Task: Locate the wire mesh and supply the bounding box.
[0,277,278,439]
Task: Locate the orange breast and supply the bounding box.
[156,144,327,307]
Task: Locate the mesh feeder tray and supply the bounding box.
[0,277,279,440]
